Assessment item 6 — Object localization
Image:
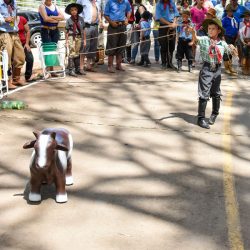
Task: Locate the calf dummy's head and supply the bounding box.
[23,131,69,168]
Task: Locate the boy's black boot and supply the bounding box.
[137,55,145,66]
[197,98,210,129]
[177,60,182,72]
[188,60,192,72]
[68,58,77,77]
[144,55,151,67]
[208,97,220,125]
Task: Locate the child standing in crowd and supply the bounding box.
[239,10,250,75]
[138,10,152,67]
[191,18,238,129]
[222,4,239,75]
[176,10,194,72]
[65,3,86,77]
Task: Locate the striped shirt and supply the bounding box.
[197,36,231,64]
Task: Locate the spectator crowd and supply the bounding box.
[0,0,250,91]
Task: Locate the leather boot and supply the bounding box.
[137,55,145,66]
[209,97,220,125]
[95,51,99,63]
[8,77,17,90]
[74,57,86,75]
[108,56,115,73]
[144,55,151,67]
[167,54,177,70]
[188,60,192,73]
[242,58,248,75]
[68,58,77,77]
[197,98,210,129]
[12,68,26,86]
[224,61,231,74]
[126,45,131,63]
[177,60,182,73]
[97,49,105,65]
[228,61,237,75]
[116,54,125,71]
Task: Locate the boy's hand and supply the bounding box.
[188,41,194,46]
[83,41,86,47]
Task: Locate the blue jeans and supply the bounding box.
[153,29,160,61]
[131,29,140,60]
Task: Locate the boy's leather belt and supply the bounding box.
[42,26,58,30]
[85,23,98,27]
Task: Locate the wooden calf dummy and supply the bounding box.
[23,128,73,203]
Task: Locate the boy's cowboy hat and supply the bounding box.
[240,9,250,18]
[206,8,216,18]
[225,4,234,12]
[202,18,225,37]
[65,3,83,15]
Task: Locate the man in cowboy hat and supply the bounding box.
[65,3,86,76]
[191,18,238,129]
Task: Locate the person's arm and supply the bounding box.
[51,6,65,21]
[104,0,118,27]
[83,29,86,47]
[38,5,58,23]
[24,22,31,51]
[125,1,131,25]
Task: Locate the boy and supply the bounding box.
[222,4,240,75]
[138,10,152,67]
[65,3,86,77]
[176,10,194,73]
[191,18,238,129]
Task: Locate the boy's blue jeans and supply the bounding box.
[153,29,160,61]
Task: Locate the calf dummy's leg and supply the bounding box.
[66,157,74,186]
[29,176,42,202]
[55,171,67,203]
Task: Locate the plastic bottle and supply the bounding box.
[0,100,26,110]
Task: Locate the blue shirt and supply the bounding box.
[222,16,239,38]
[222,4,248,22]
[177,19,193,40]
[104,0,131,22]
[155,1,179,23]
[76,0,101,24]
[245,1,250,10]
[140,20,151,37]
[39,5,59,27]
[0,0,18,32]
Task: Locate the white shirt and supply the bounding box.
[76,0,101,24]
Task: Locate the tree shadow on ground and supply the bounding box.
[0,66,250,249]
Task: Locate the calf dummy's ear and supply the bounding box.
[33,130,40,139]
[23,140,36,149]
[56,144,69,151]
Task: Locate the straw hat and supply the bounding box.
[206,8,216,18]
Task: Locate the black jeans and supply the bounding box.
[158,25,176,65]
[24,47,34,80]
[41,28,60,43]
